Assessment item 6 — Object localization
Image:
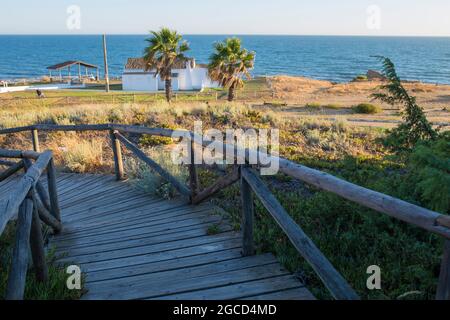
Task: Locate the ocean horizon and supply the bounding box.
[1,35,449,84]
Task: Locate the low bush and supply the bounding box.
[352,103,382,114]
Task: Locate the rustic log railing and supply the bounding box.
[0,148,62,300]
[1,123,449,300]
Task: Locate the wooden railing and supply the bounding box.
[0,149,62,300]
[1,123,449,300]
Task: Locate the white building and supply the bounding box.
[122,57,219,92]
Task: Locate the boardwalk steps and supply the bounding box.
[1,173,314,300]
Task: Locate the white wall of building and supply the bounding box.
[122,63,220,92]
[122,72,158,92]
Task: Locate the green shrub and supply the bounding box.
[353,75,368,82]
[306,102,322,109]
[352,103,382,114]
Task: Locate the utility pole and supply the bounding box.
[103,34,110,93]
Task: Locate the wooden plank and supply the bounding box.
[30,195,48,282]
[69,237,242,273]
[241,286,316,300]
[110,130,125,181]
[86,248,244,283]
[436,240,450,300]
[188,139,199,199]
[0,151,52,235]
[31,129,40,152]
[62,203,205,234]
[0,148,41,159]
[58,207,213,240]
[115,132,191,197]
[192,166,240,205]
[82,263,288,300]
[157,275,312,300]
[35,193,63,233]
[47,158,61,221]
[241,168,254,256]
[58,232,240,265]
[241,168,358,300]
[5,198,33,300]
[57,223,231,257]
[86,254,278,297]
[0,160,24,182]
[53,219,224,252]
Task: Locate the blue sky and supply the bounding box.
[1,0,450,36]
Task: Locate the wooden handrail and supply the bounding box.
[1,123,449,299]
[114,131,191,197]
[0,150,62,299]
[241,167,359,300]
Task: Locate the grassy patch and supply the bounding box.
[0,223,84,300]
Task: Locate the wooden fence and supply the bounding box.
[1,123,449,300]
[0,149,62,300]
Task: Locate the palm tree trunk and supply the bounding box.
[228,85,235,102]
[165,78,172,102]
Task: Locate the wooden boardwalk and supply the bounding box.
[1,173,314,300]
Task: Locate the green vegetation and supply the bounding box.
[372,56,438,150]
[353,74,368,82]
[208,38,256,102]
[144,28,190,102]
[0,59,448,299]
[352,103,382,114]
[0,223,83,300]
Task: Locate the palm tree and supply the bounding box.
[144,28,190,102]
[208,38,255,102]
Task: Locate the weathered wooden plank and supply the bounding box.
[240,286,316,300]
[85,254,278,297]
[86,248,244,283]
[53,219,224,252]
[35,193,63,233]
[110,130,125,181]
[241,168,255,257]
[31,129,40,152]
[192,166,239,205]
[70,237,242,274]
[30,195,48,282]
[436,240,450,300]
[241,168,358,300]
[0,125,35,135]
[62,203,205,234]
[0,148,41,159]
[58,207,213,240]
[57,223,231,257]
[83,263,288,300]
[115,132,191,197]
[0,151,53,235]
[0,160,24,182]
[46,158,61,221]
[58,232,240,265]
[157,275,312,300]
[188,139,199,199]
[5,198,33,300]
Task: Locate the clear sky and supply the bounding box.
[1,0,450,36]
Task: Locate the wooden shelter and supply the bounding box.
[47,61,99,82]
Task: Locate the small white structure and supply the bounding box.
[122,58,219,92]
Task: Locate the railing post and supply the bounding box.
[47,158,61,223]
[240,166,255,257]
[31,129,40,152]
[189,138,199,202]
[5,197,33,300]
[110,129,125,181]
[436,240,450,300]
[29,191,48,282]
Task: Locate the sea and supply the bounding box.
[0,35,449,84]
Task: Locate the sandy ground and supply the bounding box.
[262,76,450,129]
